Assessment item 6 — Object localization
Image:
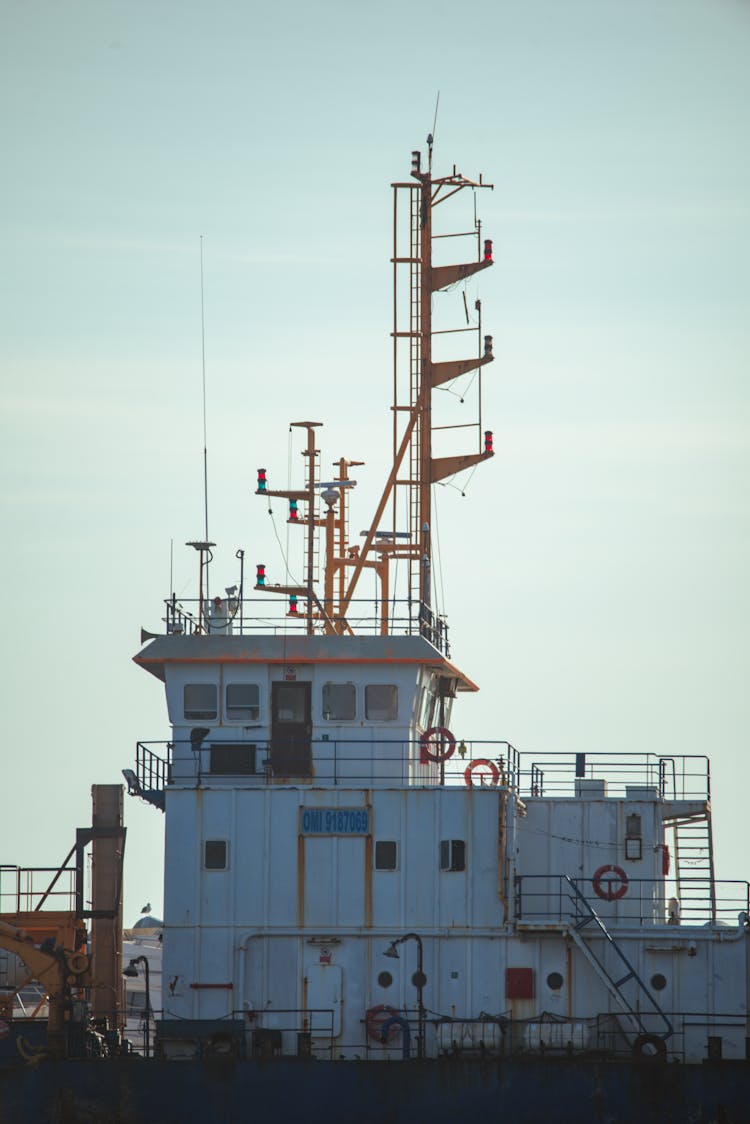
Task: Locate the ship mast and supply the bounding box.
[256,147,495,645]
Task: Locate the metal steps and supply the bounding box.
[564,876,673,1046]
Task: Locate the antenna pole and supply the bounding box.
[200,236,210,596]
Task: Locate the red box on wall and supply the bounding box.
[505,967,534,1000]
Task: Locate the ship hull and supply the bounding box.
[2,1057,750,1124]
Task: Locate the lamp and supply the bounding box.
[122,955,151,1058]
[381,933,425,1058]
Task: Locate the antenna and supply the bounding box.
[427,91,440,172]
[200,236,210,595]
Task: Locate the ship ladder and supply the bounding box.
[563,875,673,1054]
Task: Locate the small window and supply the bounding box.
[204,840,228,870]
[184,683,217,721]
[626,813,642,836]
[323,683,356,721]
[418,687,436,730]
[440,839,466,872]
[365,684,398,721]
[226,683,260,721]
[210,744,256,775]
[375,841,398,871]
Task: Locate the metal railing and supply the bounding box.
[161,595,451,653]
[522,752,710,803]
[0,865,77,913]
[132,739,522,794]
[131,741,716,805]
[514,873,750,928]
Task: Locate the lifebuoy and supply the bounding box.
[365,1004,400,1042]
[464,759,500,787]
[632,1033,667,1061]
[420,726,456,763]
[592,864,629,901]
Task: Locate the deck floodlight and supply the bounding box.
[383,942,400,959]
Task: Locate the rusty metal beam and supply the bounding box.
[431,450,494,483]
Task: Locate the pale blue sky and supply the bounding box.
[1,0,748,920]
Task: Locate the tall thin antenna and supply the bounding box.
[427,91,440,172]
[200,235,209,544]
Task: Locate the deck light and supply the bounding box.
[484,431,493,454]
[483,239,493,262]
[289,499,299,521]
[411,150,421,174]
[257,468,267,492]
[256,564,266,587]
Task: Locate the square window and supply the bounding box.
[323,683,356,721]
[210,744,256,775]
[440,839,466,872]
[365,684,398,722]
[375,841,398,871]
[184,683,217,721]
[226,683,260,721]
[204,840,228,870]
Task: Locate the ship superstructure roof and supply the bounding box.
[133,632,479,691]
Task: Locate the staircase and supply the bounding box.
[669,811,716,924]
[564,876,673,1046]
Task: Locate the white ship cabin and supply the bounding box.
[130,631,750,1065]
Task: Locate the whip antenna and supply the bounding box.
[427,91,440,172]
[200,235,209,545]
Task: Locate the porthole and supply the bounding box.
[377,971,393,988]
[650,973,667,992]
[546,971,564,991]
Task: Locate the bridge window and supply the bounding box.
[323,683,356,721]
[440,839,466,872]
[375,841,398,871]
[184,683,217,720]
[204,840,228,870]
[365,684,398,721]
[225,683,261,721]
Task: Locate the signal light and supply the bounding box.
[484,239,493,262]
[288,594,298,615]
[256,564,266,587]
[484,335,493,357]
[411,150,421,174]
[257,468,267,492]
[484,431,494,454]
[289,499,298,522]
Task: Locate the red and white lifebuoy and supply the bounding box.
[365,1004,400,1042]
[420,726,456,763]
[464,759,500,787]
[592,864,629,901]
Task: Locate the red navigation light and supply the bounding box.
[484,239,493,262]
[257,468,267,492]
[288,594,298,615]
[256,564,266,587]
[484,430,494,454]
[289,499,299,522]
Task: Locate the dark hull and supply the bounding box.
[2,1056,750,1124]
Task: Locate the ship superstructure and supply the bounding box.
[127,146,749,1067]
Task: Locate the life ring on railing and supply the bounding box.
[365,1004,400,1042]
[420,726,456,763]
[632,1033,667,1061]
[592,864,629,901]
[464,759,500,787]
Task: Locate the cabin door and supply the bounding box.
[270,681,312,777]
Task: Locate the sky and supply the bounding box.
[1,0,748,923]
